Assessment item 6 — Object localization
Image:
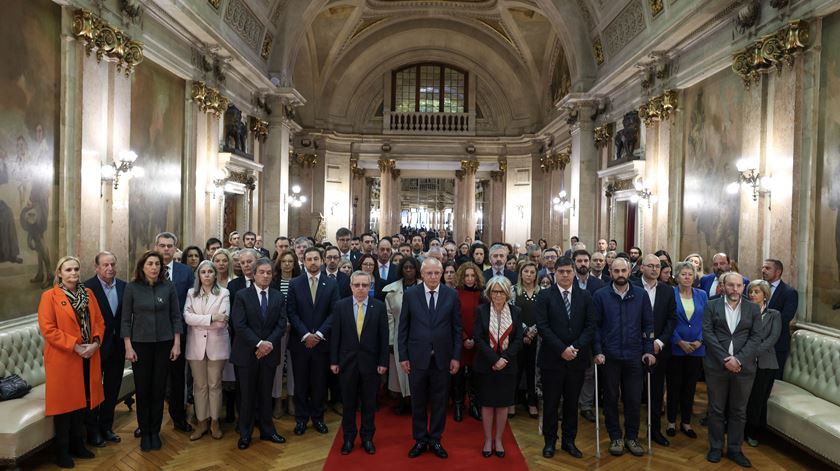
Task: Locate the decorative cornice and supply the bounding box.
[249,117,269,142]
[605,178,634,198]
[732,19,809,88]
[638,89,678,126]
[72,9,144,76]
[594,124,613,149]
[540,147,571,173]
[191,81,230,117]
[228,171,256,190]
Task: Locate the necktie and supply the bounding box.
[168,265,173,281]
[329,273,336,280]
[310,276,317,303]
[260,290,268,319]
[429,290,436,313]
[550,273,555,284]
[356,303,365,339]
[380,265,387,279]
[563,290,571,319]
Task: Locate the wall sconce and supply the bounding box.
[552,190,576,214]
[630,178,658,208]
[210,168,228,199]
[727,158,772,206]
[330,201,340,215]
[515,204,525,220]
[289,184,307,208]
[101,150,142,190]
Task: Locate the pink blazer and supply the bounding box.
[183,287,231,361]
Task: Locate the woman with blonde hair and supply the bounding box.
[683,253,705,287]
[512,261,540,418]
[39,256,105,468]
[211,249,234,288]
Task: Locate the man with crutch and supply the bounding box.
[535,256,596,459]
[592,258,656,457]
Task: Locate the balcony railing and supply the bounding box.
[384,111,475,135]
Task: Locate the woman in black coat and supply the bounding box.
[473,275,523,458]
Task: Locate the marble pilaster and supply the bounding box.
[570,105,599,246]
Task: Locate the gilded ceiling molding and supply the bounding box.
[539,147,570,173]
[72,9,144,76]
[594,124,613,149]
[260,32,273,60]
[731,19,809,88]
[249,117,269,141]
[191,81,230,117]
[367,0,497,10]
[474,18,516,49]
[649,0,664,17]
[638,89,677,126]
[224,0,265,52]
[208,0,222,10]
[593,37,605,65]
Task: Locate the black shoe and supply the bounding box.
[542,442,556,458]
[495,449,505,458]
[87,431,105,448]
[173,420,193,433]
[294,421,307,435]
[237,437,251,450]
[260,433,287,444]
[140,435,152,452]
[666,425,676,437]
[469,402,481,421]
[680,423,698,439]
[134,427,142,438]
[580,409,596,422]
[728,451,752,468]
[707,448,722,463]
[70,445,94,459]
[313,421,329,434]
[561,442,583,458]
[102,430,121,443]
[150,434,162,450]
[454,402,464,422]
[408,441,427,458]
[362,440,376,454]
[651,430,670,446]
[430,441,448,459]
[56,454,75,468]
[341,439,353,455]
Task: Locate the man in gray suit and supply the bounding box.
[702,271,762,468]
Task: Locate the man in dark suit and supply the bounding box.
[572,249,604,423]
[228,249,259,298]
[84,251,126,446]
[374,238,399,300]
[230,258,288,449]
[590,251,611,282]
[702,272,762,468]
[288,246,340,436]
[635,254,677,447]
[398,258,462,459]
[154,232,195,433]
[323,246,351,298]
[536,256,595,459]
[330,271,389,455]
[335,227,355,263]
[762,259,798,378]
[484,243,518,284]
[700,253,750,298]
[573,249,605,296]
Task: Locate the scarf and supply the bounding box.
[59,281,91,343]
[488,303,513,352]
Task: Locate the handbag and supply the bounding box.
[0,374,32,401]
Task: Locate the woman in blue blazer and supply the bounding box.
[666,261,708,439]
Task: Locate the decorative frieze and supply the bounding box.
[72,9,144,76]
[191,81,230,117]
[224,0,265,51]
[603,0,646,58]
[731,19,809,88]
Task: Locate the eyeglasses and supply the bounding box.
[490,290,506,295]
[325,255,340,260]
[351,283,370,288]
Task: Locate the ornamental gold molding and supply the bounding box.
[293,153,318,167]
[605,178,634,198]
[72,9,144,76]
[190,81,230,117]
[350,155,365,178]
[638,89,678,126]
[732,19,809,88]
[378,158,399,178]
[490,156,507,182]
[594,124,613,149]
[593,37,605,65]
[460,158,479,174]
[540,147,570,173]
[249,117,269,141]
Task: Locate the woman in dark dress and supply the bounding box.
[453,261,487,421]
[474,275,523,457]
[512,261,540,418]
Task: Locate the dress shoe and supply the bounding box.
[728,451,752,468]
[408,441,427,458]
[56,453,74,468]
[625,439,645,456]
[341,439,353,455]
[134,427,142,438]
[580,409,596,422]
[609,439,625,456]
[140,435,152,452]
[362,440,376,454]
[173,420,193,433]
[453,402,464,422]
[294,421,307,435]
[260,433,286,444]
[680,424,698,439]
[237,437,251,450]
[70,445,94,459]
[542,442,556,458]
[707,448,722,463]
[210,420,223,440]
[313,421,329,434]
[430,441,448,459]
[469,402,481,421]
[482,450,493,458]
[666,425,676,437]
[495,449,505,458]
[561,442,583,458]
[150,434,162,450]
[651,430,670,446]
[190,420,209,441]
[87,432,105,448]
[102,430,121,443]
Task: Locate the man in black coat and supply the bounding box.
[84,252,126,446]
[762,259,798,379]
[230,258,288,449]
[484,243,518,284]
[374,238,399,300]
[330,271,389,455]
[535,256,595,459]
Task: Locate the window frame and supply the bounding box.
[391,62,469,113]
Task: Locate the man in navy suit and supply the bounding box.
[288,247,340,436]
[155,232,195,433]
[230,258,288,449]
[573,249,605,295]
[330,271,389,455]
[483,243,518,284]
[700,253,749,298]
[84,251,126,446]
[228,249,259,298]
[398,258,462,459]
[323,246,351,298]
[374,238,399,300]
[536,257,595,459]
[762,259,798,378]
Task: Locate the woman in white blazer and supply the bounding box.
[184,260,230,441]
[383,257,421,414]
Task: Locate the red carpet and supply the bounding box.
[323,401,528,470]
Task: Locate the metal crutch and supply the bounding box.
[646,362,653,456]
[594,362,601,459]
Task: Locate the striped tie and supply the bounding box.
[563,290,571,319]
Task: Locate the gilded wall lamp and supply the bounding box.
[630,178,658,208]
[210,168,229,199]
[727,158,772,206]
[288,185,307,208]
[552,190,576,215]
[101,150,142,190]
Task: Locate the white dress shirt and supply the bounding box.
[724,298,742,356]
[642,278,664,350]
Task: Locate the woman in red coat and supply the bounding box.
[38,256,105,468]
[453,262,487,422]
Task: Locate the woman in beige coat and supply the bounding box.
[383,257,420,414]
[183,260,230,440]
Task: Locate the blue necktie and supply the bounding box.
[429,290,436,313]
[260,290,268,319]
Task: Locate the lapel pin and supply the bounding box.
[157,297,164,303]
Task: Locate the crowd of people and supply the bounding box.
[37,226,798,468]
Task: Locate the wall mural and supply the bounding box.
[680,69,743,262]
[549,43,571,105]
[129,60,184,263]
[813,10,840,329]
[0,0,60,320]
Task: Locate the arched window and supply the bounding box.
[392,63,468,113]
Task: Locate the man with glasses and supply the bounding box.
[538,248,559,283]
[323,246,351,298]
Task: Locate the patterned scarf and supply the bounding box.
[488,303,513,352]
[59,281,91,343]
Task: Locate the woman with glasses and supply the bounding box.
[357,254,379,299]
[269,250,301,418]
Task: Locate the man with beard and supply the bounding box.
[590,251,610,282]
[608,240,618,252]
[572,250,605,296]
[593,258,656,457]
[410,235,425,258]
[573,249,604,423]
[700,253,750,298]
[761,259,798,377]
[628,246,643,277]
[484,244,518,284]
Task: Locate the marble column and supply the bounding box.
[487,171,507,243]
[349,167,368,235]
[262,117,294,239]
[378,158,399,236]
[462,160,478,243]
[570,105,599,246]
